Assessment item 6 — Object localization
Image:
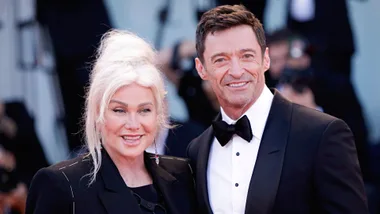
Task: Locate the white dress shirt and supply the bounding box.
[290,0,315,22]
[207,86,274,214]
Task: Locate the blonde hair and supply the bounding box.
[84,29,168,184]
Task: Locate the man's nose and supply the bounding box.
[228,58,244,78]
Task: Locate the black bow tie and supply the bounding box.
[212,115,253,147]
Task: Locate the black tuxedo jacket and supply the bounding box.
[26,151,197,214]
[187,90,368,214]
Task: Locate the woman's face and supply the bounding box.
[101,83,158,160]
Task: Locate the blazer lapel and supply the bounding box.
[145,153,183,214]
[98,151,143,214]
[245,90,292,214]
[194,126,215,214]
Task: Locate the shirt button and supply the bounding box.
[236,152,240,156]
[235,183,239,187]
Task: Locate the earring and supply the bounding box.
[154,141,159,165]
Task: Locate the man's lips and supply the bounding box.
[226,81,249,87]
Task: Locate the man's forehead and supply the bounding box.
[204,26,259,50]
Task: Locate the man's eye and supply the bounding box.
[242,54,254,59]
[214,58,225,63]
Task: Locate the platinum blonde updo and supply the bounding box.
[84,29,168,184]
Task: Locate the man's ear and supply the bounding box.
[195,57,208,80]
[263,47,270,72]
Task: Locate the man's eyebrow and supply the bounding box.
[210,52,228,61]
[210,49,257,61]
[239,48,257,54]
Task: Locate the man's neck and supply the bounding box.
[221,86,264,120]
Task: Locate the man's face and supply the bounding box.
[268,41,289,79]
[195,25,270,118]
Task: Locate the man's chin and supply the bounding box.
[227,97,251,108]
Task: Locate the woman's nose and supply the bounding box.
[124,114,140,130]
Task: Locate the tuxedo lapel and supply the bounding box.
[245,90,292,214]
[98,151,142,214]
[194,126,215,214]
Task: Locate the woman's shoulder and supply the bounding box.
[49,153,92,169]
[147,153,193,175]
[26,154,94,213]
[159,154,190,165]
[36,153,93,183]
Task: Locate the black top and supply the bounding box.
[25,151,197,214]
[130,184,167,214]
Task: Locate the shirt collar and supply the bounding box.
[220,85,274,141]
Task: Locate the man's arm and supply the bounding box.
[315,119,368,213]
[186,139,197,172]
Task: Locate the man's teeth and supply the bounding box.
[229,82,246,87]
[122,136,141,140]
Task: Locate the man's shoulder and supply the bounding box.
[291,103,339,126]
[271,88,339,128]
[286,103,351,141]
[187,126,213,154]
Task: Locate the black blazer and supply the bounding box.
[187,89,368,214]
[26,151,197,214]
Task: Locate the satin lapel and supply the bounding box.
[98,151,142,214]
[195,126,215,214]
[144,153,182,214]
[245,90,292,214]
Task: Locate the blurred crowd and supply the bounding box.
[0,0,379,213]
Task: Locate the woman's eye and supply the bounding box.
[113,108,125,113]
[140,108,151,114]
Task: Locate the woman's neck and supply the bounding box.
[111,153,153,188]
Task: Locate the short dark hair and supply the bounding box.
[266,28,294,46]
[196,4,266,62]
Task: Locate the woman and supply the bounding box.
[25,30,197,214]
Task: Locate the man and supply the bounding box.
[287,0,370,180]
[187,5,368,214]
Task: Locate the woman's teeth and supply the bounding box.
[122,136,141,140]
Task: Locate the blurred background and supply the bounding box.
[0,0,379,213]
